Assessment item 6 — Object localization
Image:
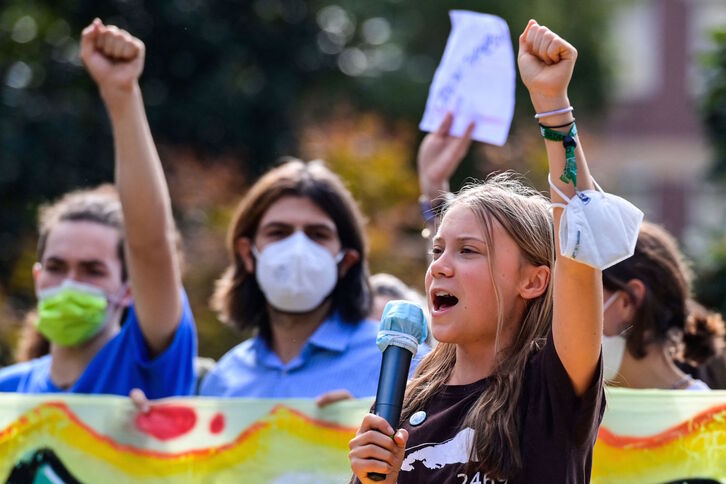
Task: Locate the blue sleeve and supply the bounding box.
[0,356,53,393]
[198,365,222,396]
[0,363,27,392]
[198,341,252,397]
[78,288,198,398]
[123,289,197,398]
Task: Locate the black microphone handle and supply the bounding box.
[368,345,413,482]
[374,345,413,427]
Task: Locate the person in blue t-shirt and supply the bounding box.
[0,19,196,398]
[199,160,428,402]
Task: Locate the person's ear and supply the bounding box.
[621,279,646,322]
[519,264,550,300]
[32,262,42,296]
[118,283,133,307]
[235,237,255,273]
[338,249,360,278]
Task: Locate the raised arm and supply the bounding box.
[418,113,475,202]
[417,113,475,238]
[80,19,182,355]
[517,20,602,395]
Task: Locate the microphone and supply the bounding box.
[368,300,428,481]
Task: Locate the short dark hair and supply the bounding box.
[211,159,371,339]
[37,185,127,281]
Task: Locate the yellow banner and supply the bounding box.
[0,389,724,482]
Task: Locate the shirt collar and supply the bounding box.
[251,312,357,368]
[306,312,357,353]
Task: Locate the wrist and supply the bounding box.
[419,181,450,202]
[531,97,574,129]
[100,82,142,117]
[529,93,570,114]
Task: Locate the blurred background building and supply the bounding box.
[591,0,726,252]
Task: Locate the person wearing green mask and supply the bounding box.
[0,19,197,397]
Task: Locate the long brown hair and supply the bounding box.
[211,159,371,340]
[401,173,554,479]
[603,222,724,365]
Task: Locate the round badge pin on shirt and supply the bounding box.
[409,410,426,426]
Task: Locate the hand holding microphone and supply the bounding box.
[349,300,427,483]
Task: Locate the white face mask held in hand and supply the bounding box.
[601,291,631,382]
[549,174,643,270]
[253,231,344,313]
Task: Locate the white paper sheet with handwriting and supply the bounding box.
[419,11,515,146]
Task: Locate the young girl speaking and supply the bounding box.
[349,20,642,483]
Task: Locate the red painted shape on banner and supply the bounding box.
[135,405,197,440]
[210,412,225,434]
[0,401,357,459]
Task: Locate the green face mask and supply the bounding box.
[36,280,110,347]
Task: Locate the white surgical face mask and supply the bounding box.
[549,175,643,270]
[602,291,628,382]
[253,231,343,313]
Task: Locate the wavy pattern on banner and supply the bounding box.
[2,396,725,482]
[592,403,726,483]
[0,402,357,482]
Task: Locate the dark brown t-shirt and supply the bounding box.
[394,331,604,483]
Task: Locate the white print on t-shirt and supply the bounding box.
[401,427,476,471]
[456,471,506,484]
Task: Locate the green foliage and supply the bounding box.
[0,0,335,283]
[696,28,726,318]
[703,28,726,179]
[694,238,726,317]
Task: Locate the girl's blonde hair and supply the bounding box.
[402,172,555,479]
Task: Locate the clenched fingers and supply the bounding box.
[92,22,143,61]
[523,21,577,64]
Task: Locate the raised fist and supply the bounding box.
[80,18,145,97]
[517,20,577,101]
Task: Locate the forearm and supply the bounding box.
[104,83,182,352]
[532,94,602,393]
[82,20,182,354]
[419,177,450,203]
[530,94,594,200]
[105,84,176,253]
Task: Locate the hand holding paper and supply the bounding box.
[419,11,515,146]
[417,113,475,200]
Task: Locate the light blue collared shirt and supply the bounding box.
[199,313,428,398]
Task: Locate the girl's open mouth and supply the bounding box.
[432,291,459,311]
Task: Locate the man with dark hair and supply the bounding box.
[199,159,429,401]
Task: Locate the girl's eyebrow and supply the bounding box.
[431,235,486,245]
[456,236,486,244]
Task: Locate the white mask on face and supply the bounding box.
[253,231,344,313]
[602,292,628,382]
[549,175,643,271]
